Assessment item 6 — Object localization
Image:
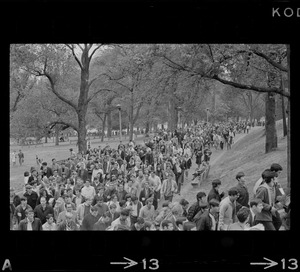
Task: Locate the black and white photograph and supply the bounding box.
[10,43,290,232]
[4,0,298,271]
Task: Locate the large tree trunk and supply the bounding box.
[77,110,87,154]
[107,110,112,138]
[281,95,287,136]
[45,136,48,144]
[101,113,107,142]
[265,92,277,153]
[129,93,134,141]
[55,126,59,146]
[145,122,150,134]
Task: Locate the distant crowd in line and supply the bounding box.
[10,121,290,231]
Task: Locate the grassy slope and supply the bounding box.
[173,120,288,204]
[208,120,288,198]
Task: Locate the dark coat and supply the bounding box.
[145,153,154,165]
[14,204,33,223]
[255,186,273,222]
[207,188,224,203]
[13,195,21,207]
[24,191,39,210]
[248,211,258,227]
[18,218,43,230]
[139,188,154,206]
[34,204,54,224]
[40,167,53,178]
[186,158,192,169]
[195,210,214,231]
[81,213,101,230]
[187,202,204,222]
[58,166,70,178]
[236,183,249,207]
[103,188,118,202]
[116,190,127,202]
[78,169,88,182]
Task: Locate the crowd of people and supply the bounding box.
[9,121,290,231]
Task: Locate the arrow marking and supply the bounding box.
[250,257,278,269]
[111,257,138,269]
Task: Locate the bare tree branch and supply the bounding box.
[207,44,215,62]
[88,73,108,88]
[77,44,84,51]
[160,52,290,98]
[250,48,288,72]
[211,74,290,98]
[45,75,78,110]
[48,120,78,132]
[87,89,117,103]
[65,44,83,70]
[89,44,104,61]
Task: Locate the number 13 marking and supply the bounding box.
[142,258,159,270]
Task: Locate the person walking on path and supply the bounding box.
[161,174,178,202]
[18,150,24,166]
[207,179,225,203]
[218,187,239,230]
[254,171,280,231]
[187,192,207,223]
[235,172,249,209]
[196,199,220,231]
[11,150,17,166]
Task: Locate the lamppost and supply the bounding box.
[116,104,122,141]
[206,108,209,123]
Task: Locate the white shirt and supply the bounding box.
[24,176,29,185]
[11,153,16,162]
[209,213,217,231]
[131,203,138,217]
[184,148,192,158]
[27,220,33,231]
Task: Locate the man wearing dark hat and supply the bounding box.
[195,199,220,231]
[187,192,207,222]
[207,179,225,203]
[254,171,279,230]
[23,184,39,210]
[235,172,249,208]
